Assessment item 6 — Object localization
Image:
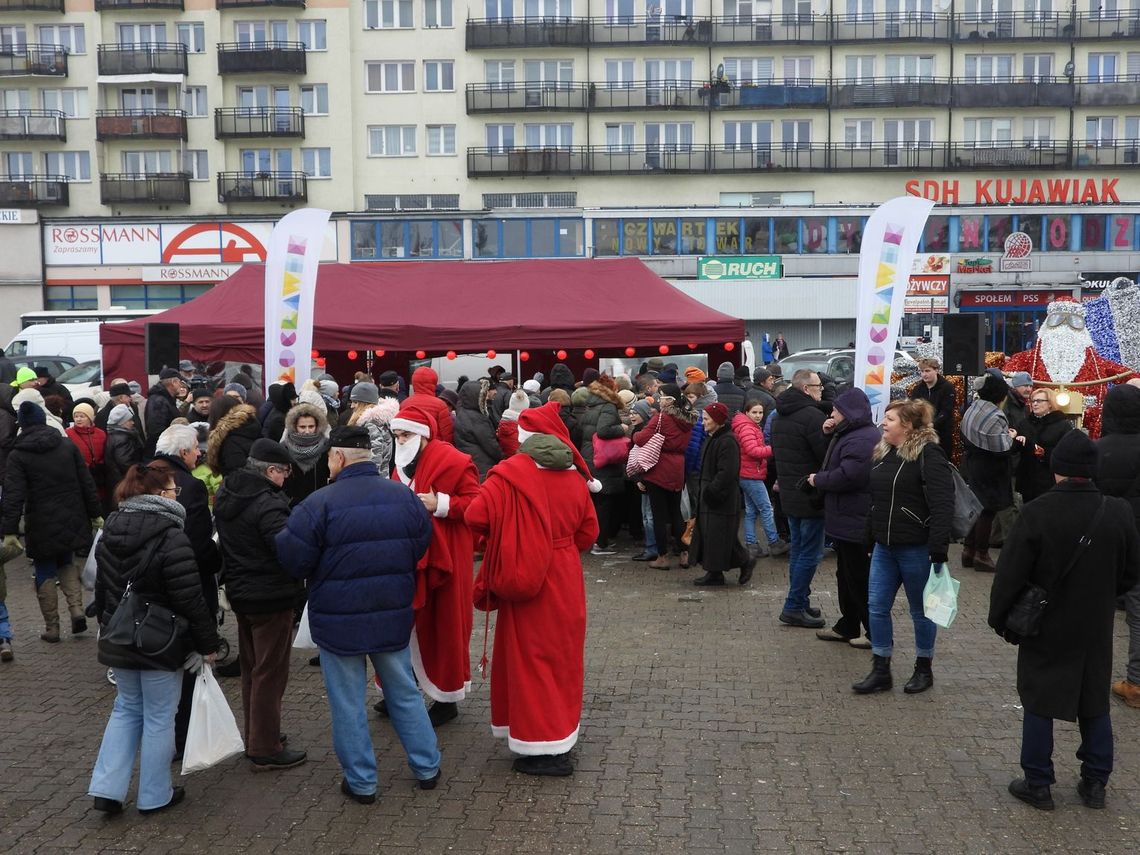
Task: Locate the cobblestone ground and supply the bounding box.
[0,543,1136,854]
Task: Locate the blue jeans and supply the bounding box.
[89,668,182,810]
[0,600,10,641]
[868,543,937,659]
[320,645,440,796]
[34,552,73,588]
[641,493,656,554]
[784,515,825,612]
[741,479,778,546]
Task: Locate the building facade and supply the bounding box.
[3,0,1140,354]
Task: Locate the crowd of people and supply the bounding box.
[0,343,1138,815]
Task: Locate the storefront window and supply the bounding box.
[1016,215,1042,253]
[475,221,499,257]
[438,220,462,257]
[594,219,620,256]
[652,219,677,255]
[958,215,984,251]
[1109,214,1134,250]
[774,217,799,253]
[1081,215,1107,251]
[987,215,1013,252]
[802,217,828,254]
[409,222,434,257]
[622,218,651,255]
[837,217,864,254]
[713,217,741,253]
[109,284,210,309]
[351,222,377,258]
[1044,215,1070,251]
[559,220,584,256]
[503,220,527,257]
[678,218,706,255]
[743,217,769,253]
[380,222,404,258]
[922,216,949,252]
[44,285,98,311]
[531,219,557,256]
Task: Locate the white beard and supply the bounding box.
[516,427,535,445]
[1038,324,1093,383]
[394,435,422,473]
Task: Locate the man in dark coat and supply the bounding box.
[989,430,1140,811]
[771,369,830,628]
[96,382,145,446]
[908,357,956,456]
[807,388,880,646]
[143,369,186,456]
[751,369,778,417]
[35,365,74,419]
[215,438,306,771]
[1094,382,1140,708]
[690,403,755,586]
[540,363,576,403]
[711,361,746,417]
[452,379,501,478]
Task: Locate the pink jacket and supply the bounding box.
[731,412,772,480]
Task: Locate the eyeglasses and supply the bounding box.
[1045,312,1085,331]
[805,383,824,389]
[160,486,182,497]
[1031,397,1050,404]
[269,465,292,475]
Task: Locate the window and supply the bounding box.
[369,125,417,156]
[298,20,327,50]
[44,151,90,181]
[425,0,453,26]
[365,61,415,93]
[485,0,514,20]
[300,83,329,115]
[0,89,30,111]
[239,148,293,173]
[781,119,811,149]
[486,123,515,152]
[5,151,33,178]
[40,88,88,118]
[645,59,693,105]
[485,60,515,89]
[965,54,1014,81]
[524,0,572,16]
[961,0,1013,20]
[783,57,813,82]
[964,117,1012,145]
[426,124,456,155]
[117,23,165,46]
[182,86,207,117]
[45,286,98,311]
[476,218,583,258]
[1127,115,1140,141]
[605,122,634,151]
[365,0,414,28]
[604,59,634,87]
[0,26,27,52]
[1129,52,1140,81]
[235,21,288,46]
[182,150,208,181]
[110,284,210,310]
[120,88,173,111]
[845,0,873,21]
[723,57,773,84]
[884,118,933,146]
[1022,0,1055,19]
[301,147,331,177]
[123,150,174,174]
[1023,53,1054,81]
[885,55,934,80]
[524,122,572,147]
[37,25,84,54]
[1023,117,1053,145]
[1086,116,1116,145]
[238,85,289,109]
[176,22,205,53]
[886,0,934,17]
[524,59,573,87]
[1088,53,1119,82]
[424,60,454,92]
[724,120,772,149]
[845,55,875,82]
[844,119,873,147]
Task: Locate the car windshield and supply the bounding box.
[57,361,100,384]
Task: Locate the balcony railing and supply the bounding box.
[0,0,65,10]
[216,0,305,7]
[0,45,67,77]
[831,77,951,107]
[831,12,950,41]
[217,42,306,74]
[0,110,65,140]
[0,174,68,206]
[97,43,188,76]
[100,172,191,204]
[952,13,1071,40]
[1074,76,1140,106]
[96,109,187,140]
[1074,12,1140,39]
[952,77,1073,108]
[217,171,307,202]
[214,107,304,138]
[95,0,185,10]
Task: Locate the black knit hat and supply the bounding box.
[977,373,1008,405]
[249,438,293,467]
[328,425,373,449]
[1051,429,1096,479]
[17,400,45,428]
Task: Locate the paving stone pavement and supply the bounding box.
[0,543,1136,854]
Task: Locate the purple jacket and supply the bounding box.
[811,389,881,543]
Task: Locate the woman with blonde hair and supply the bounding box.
[1012,386,1073,504]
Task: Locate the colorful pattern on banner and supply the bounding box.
[264,208,331,386]
[854,196,934,422]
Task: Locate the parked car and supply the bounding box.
[56,359,102,399]
[10,355,78,379]
[776,348,916,389]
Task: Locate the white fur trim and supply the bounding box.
[490,725,510,739]
[409,627,469,703]
[389,416,430,437]
[508,724,580,756]
[433,491,451,518]
[499,410,520,423]
[587,478,604,493]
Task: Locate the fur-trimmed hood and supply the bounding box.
[586,380,623,408]
[353,396,399,427]
[206,403,257,472]
[873,424,938,462]
[284,402,330,437]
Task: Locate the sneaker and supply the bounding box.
[747,542,768,559]
[1111,678,1140,708]
[249,748,307,772]
[589,544,616,556]
[815,628,851,642]
[106,668,116,686]
[779,609,826,629]
[1008,778,1053,811]
[341,778,376,805]
[0,640,12,662]
[848,636,873,649]
[1077,776,1106,809]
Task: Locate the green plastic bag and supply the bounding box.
[923,562,960,628]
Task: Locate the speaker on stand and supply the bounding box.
[941,313,985,376]
[144,322,181,375]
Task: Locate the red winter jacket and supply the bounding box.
[496,415,520,459]
[67,423,108,498]
[404,366,455,444]
[633,409,692,491]
[731,412,772,480]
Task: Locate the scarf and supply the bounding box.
[961,399,1013,453]
[117,494,186,529]
[283,431,326,473]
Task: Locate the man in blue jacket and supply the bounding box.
[277,426,439,804]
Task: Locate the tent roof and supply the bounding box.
[101,258,743,376]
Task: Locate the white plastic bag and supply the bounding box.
[923,562,961,629]
[81,529,103,592]
[292,603,317,650]
[181,664,245,775]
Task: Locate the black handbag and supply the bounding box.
[1003,499,1104,640]
[101,533,190,669]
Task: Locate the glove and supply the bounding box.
[91,517,104,531]
[182,651,204,674]
[2,534,22,556]
[929,552,948,566]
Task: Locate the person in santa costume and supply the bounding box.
[386,400,481,727]
[466,401,600,776]
[1003,300,1136,438]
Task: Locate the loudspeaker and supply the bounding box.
[145,322,180,374]
[942,313,984,375]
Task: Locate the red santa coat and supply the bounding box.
[467,453,599,755]
[394,437,480,701]
[405,367,455,444]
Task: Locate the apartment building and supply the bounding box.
[2,0,1140,354]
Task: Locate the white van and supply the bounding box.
[5,321,104,363]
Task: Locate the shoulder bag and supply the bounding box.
[1003,499,1105,640]
[921,451,983,542]
[101,532,191,669]
[626,417,665,477]
[592,432,631,469]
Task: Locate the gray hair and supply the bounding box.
[336,446,373,465]
[245,458,274,476]
[791,368,817,390]
[155,424,199,456]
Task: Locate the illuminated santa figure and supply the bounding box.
[1003,299,1135,436]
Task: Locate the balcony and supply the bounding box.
[708,14,830,43]
[216,0,305,7]
[0,174,68,206]
[1075,12,1140,39]
[466,17,591,48]
[96,109,187,140]
[0,45,67,77]
[1075,76,1140,106]
[949,142,1072,169]
[217,42,306,74]
[94,0,185,9]
[832,78,951,108]
[1074,140,1140,167]
[952,77,1072,108]
[214,107,304,138]
[100,172,191,204]
[97,43,188,76]
[952,13,1073,41]
[831,13,950,42]
[0,0,65,10]
[0,110,65,140]
[467,83,588,113]
[217,171,307,202]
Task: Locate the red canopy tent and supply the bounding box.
[100,257,744,383]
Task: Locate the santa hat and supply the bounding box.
[390,399,437,439]
[518,401,603,493]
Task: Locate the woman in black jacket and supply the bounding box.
[207,402,262,477]
[88,464,219,816]
[1012,388,1073,504]
[103,405,144,508]
[853,398,953,697]
[689,403,754,586]
[453,379,501,478]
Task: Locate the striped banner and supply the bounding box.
[264,208,331,386]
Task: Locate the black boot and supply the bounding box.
[428,701,458,727]
[903,657,934,694]
[852,654,893,694]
